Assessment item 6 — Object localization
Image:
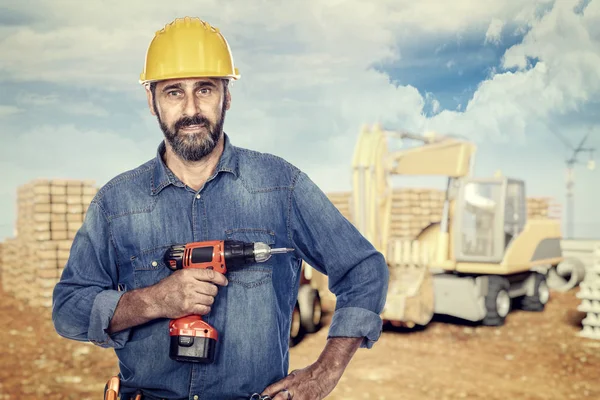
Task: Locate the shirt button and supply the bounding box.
[193,396,199,400]
[196,194,201,199]
[151,261,158,267]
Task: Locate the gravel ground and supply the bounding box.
[0,287,598,400]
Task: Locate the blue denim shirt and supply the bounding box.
[52,133,389,400]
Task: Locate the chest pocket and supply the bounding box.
[224,229,276,288]
[130,245,174,289]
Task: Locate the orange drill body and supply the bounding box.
[166,240,227,274]
[163,239,291,363]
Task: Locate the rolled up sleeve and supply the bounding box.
[289,171,389,348]
[52,200,131,349]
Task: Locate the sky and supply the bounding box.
[0,0,599,241]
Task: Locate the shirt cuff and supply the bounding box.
[87,290,131,349]
[327,307,383,349]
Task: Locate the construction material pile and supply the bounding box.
[1,179,97,308]
[327,189,555,240]
[527,197,561,219]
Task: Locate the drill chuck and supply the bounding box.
[223,240,260,268]
[252,242,272,263]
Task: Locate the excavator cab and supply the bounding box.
[454,176,526,263]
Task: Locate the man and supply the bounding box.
[52,16,389,400]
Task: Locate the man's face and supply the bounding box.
[147,77,230,162]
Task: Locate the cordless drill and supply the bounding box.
[163,239,294,363]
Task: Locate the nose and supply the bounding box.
[183,95,200,117]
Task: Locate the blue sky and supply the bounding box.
[375,26,529,115]
[0,0,599,240]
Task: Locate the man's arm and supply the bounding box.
[262,337,362,399]
[263,170,389,399]
[52,200,132,349]
[107,268,228,334]
[287,171,389,347]
[105,287,157,334]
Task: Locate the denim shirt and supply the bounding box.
[52,133,389,400]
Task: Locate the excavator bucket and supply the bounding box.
[381,239,435,327]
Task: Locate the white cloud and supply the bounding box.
[16,93,59,106]
[15,92,109,116]
[485,18,505,45]
[0,0,599,239]
[431,99,441,115]
[426,0,600,143]
[0,123,162,239]
[0,124,158,181]
[0,1,551,88]
[0,105,23,117]
[60,102,109,117]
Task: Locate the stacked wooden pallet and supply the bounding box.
[389,189,445,238]
[326,189,554,240]
[577,243,600,340]
[527,197,561,220]
[1,237,25,299]
[1,179,97,308]
[327,189,444,239]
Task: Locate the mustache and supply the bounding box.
[175,115,210,131]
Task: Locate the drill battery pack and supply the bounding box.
[170,334,217,363]
[169,315,219,363]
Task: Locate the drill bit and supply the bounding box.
[253,243,294,262]
[269,247,295,254]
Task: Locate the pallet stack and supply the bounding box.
[577,243,600,340]
[388,189,445,238]
[327,189,554,241]
[1,179,97,308]
[527,197,561,220]
[1,237,24,298]
[327,189,444,239]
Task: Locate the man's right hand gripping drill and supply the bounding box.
[106,267,228,336]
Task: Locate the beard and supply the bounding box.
[158,102,227,162]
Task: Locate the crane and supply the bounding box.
[564,130,596,239]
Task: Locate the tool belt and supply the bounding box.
[104,375,268,399]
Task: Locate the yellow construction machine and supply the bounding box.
[348,124,563,327]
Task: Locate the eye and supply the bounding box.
[199,88,211,95]
[167,90,181,97]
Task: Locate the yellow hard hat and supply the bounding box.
[139,16,240,85]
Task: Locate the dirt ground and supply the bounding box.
[0,286,599,400]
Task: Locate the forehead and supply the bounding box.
[156,77,222,90]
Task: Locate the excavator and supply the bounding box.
[346,124,564,327]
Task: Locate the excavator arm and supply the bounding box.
[390,138,476,178]
[351,124,477,256]
[351,124,477,327]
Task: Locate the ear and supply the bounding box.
[225,89,231,111]
[145,84,156,116]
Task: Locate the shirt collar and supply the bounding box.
[151,132,239,196]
